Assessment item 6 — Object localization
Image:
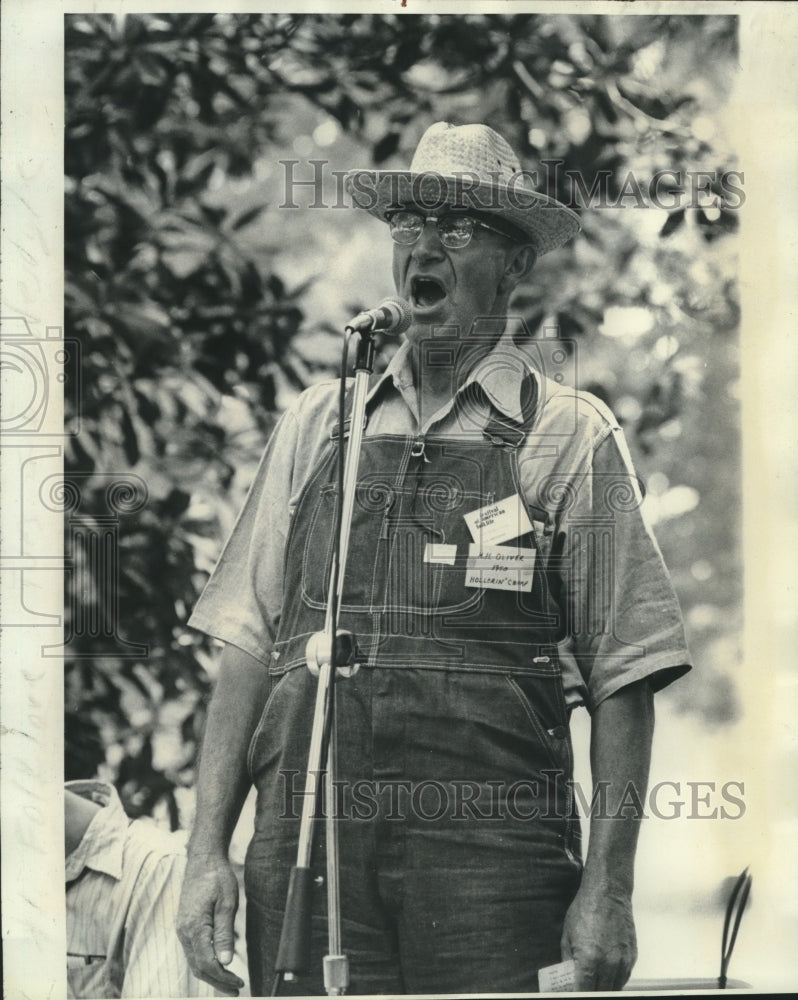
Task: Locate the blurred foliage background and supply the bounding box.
[64,12,741,824]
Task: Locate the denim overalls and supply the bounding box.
[245,377,583,994]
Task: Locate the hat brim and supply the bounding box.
[344,170,580,255]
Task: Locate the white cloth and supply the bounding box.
[65,780,215,999]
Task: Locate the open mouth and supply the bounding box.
[411,275,447,309]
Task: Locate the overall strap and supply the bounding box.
[329,397,361,441]
[327,373,384,441]
[481,371,540,448]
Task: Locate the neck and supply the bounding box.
[65,789,102,856]
[406,315,506,418]
[407,338,457,422]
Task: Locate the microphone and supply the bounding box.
[345,297,412,336]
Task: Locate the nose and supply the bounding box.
[410,218,446,262]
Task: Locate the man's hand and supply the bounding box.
[176,643,270,994]
[561,678,653,990]
[177,855,245,996]
[561,878,637,991]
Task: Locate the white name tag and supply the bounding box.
[465,544,536,592]
[538,959,576,992]
[423,543,457,566]
[464,493,534,546]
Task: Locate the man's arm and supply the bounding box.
[561,677,654,991]
[177,642,271,996]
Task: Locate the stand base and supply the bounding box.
[323,954,349,995]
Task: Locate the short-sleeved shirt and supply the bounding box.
[189,329,691,711]
[65,781,215,999]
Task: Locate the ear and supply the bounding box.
[499,244,537,293]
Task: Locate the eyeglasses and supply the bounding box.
[387,210,513,249]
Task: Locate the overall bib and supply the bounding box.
[245,380,583,994]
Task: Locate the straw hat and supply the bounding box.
[344,121,580,255]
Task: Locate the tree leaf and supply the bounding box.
[660,209,685,237]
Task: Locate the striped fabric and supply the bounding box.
[65,781,215,999]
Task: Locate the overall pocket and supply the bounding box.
[504,670,582,867]
[246,671,288,782]
[300,481,388,612]
[246,668,316,784]
[388,479,493,616]
[505,674,569,773]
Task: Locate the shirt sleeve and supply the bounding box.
[188,408,300,663]
[121,848,216,998]
[557,423,692,712]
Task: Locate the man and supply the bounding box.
[177,121,691,995]
[66,780,217,998]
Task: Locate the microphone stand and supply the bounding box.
[272,324,377,997]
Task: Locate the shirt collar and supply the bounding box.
[367,325,533,422]
[65,780,128,883]
[462,326,532,423]
[366,338,414,406]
